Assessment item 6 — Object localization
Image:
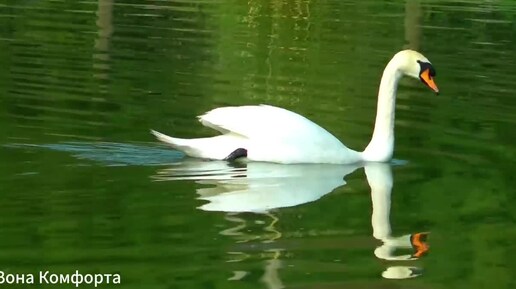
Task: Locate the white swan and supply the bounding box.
[152,50,439,164]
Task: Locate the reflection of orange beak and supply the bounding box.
[411,232,430,258]
[420,69,439,94]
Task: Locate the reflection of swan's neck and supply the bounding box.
[362,59,403,162]
[365,164,393,240]
[366,164,423,263]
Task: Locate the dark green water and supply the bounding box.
[1,0,515,288]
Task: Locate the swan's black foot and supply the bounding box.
[224,148,247,161]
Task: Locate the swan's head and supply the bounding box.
[393,50,439,94]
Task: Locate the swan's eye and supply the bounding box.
[417,60,436,77]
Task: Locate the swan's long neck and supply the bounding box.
[362,59,403,162]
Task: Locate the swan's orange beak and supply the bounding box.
[420,69,439,94]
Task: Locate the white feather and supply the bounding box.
[150,129,247,160]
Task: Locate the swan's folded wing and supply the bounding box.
[199,105,340,143]
[198,105,272,137]
[198,105,362,164]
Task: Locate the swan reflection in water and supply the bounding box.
[154,160,429,283]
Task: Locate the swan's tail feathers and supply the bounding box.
[150,130,245,160]
[151,129,202,157]
[150,130,183,148]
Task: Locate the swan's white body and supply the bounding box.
[153,105,362,164]
[152,50,437,164]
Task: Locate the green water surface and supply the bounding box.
[1,0,515,288]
